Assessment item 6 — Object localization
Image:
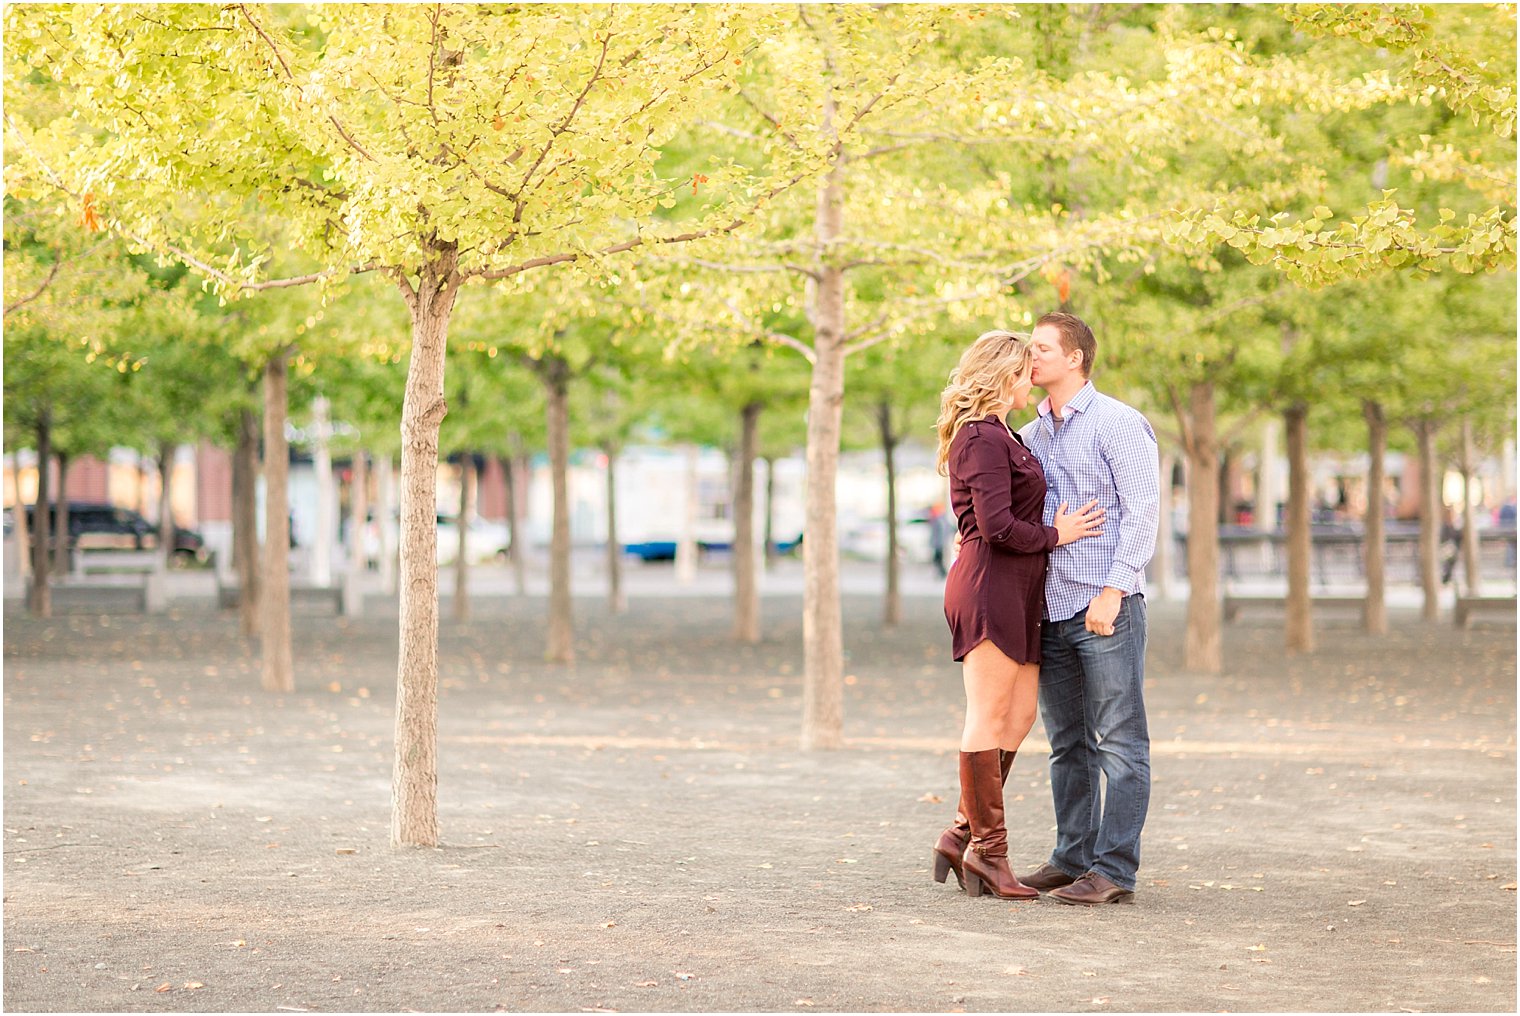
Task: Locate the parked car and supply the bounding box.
[841,513,933,563]
[22,502,207,566]
[359,511,513,566]
[622,533,802,562]
[436,515,511,565]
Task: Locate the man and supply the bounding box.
[1018,311,1159,906]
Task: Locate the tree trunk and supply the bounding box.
[376,454,398,596]
[1459,418,1481,597]
[733,402,762,642]
[453,454,474,622]
[503,444,528,596]
[1284,403,1314,653]
[158,443,177,573]
[260,351,293,694]
[233,405,261,636]
[28,408,52,617]
[879,401,902,628]
[346,449,369,616]
[762,455,778,570]
[1182,382,1219,672]
[54,452,71,576]
[1415,419,1441,620]
[311,396,334,587]
[676,444,700,584]
[605,445,626,615]
[1217,448,1235,525]
[542,358,574,662]
[391,259,460,849]
[1153,449,1175,601]
[1362,401,1388,635]
[10,454,31,580]
[1256,418,1282,532]
[801,147,848,750]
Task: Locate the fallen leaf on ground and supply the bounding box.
[183,982,204,990]
[632,980,657,988]
[917,793,942,804]
[1348,900,1367,906]
[154,983,172,993]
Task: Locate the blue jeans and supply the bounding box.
[1038,594,1150,891]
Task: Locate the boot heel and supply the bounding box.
[965,869,984,898]
[932,851,951,884]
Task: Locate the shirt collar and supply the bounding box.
[1037,381,1097,420]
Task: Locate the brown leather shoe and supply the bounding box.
[932,750,1016,890]
[959,749,1038,900]
[1019,862,1078,891]
[1047,871,1134,906]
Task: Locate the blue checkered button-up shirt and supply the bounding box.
[1019,381,1160,622]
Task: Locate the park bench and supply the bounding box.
[217,579,349,615]
[1222,593,1368,623]
[1453,595,1517,629]
[45,550,171,613]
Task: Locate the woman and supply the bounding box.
[931,330,1102,899]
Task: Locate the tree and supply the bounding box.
[6,4,787,846]
[1171,4,1516,282]
[2,205,152,614]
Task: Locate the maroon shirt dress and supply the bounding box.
[943,416,1060,663]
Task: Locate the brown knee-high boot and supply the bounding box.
[932,749,1016,889]
[960,748,1037,899]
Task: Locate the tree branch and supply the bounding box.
[1166,383,1196,459]
[662,256,820,280]
[472,170,809,282]
[721,299,815,363]
[426,4,442,123]
[736,87,803,150]
[1222,404,1269,446]
[130,234,376,291]
[3,256,61,319]
[510,23,613,213]
[234,3,376,163]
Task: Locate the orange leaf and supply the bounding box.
[492,115,505,131]
[78,193,102,233]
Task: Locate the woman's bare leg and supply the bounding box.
[1000,661,1040,753]
[961,640,1022,751]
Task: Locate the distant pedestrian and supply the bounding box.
[927,503,950,578]
[1499,497,1516,569]
[931,329,1103,900]
[1018,311,1160,907]
[1441,506,1460,585]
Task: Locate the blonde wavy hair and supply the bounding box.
[935,329,1032,476]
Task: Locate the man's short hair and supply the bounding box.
[1036,311,1096,378]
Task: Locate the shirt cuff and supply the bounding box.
[1044,525,1060,552]
[1104,561,1141,591]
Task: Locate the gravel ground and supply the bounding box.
[3,589,1515,1013]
